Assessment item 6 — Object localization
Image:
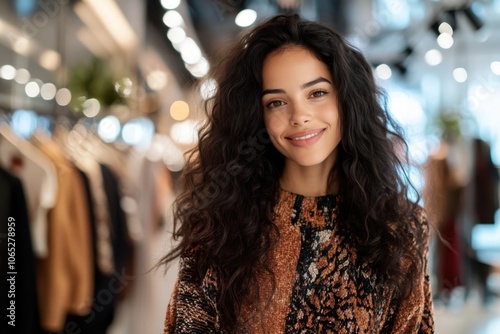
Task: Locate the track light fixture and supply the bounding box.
[462,5,484,31]
[394,62,407,76]
[430,10,457,36]
[403,46,414,58]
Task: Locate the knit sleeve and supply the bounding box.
[164,249,221,334]
[417,212,435,333]
[383,208,435,333]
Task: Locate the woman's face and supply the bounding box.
[261,46,341,169]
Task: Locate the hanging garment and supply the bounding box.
[473,138,500,224]
[0,126,58,258]
[423,141,466,292]
[71,152,115,275]
[66,167,124,334]
[100,163,131,276]
[32,136,94,332]
[0,167,42,333]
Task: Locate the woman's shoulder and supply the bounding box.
[411,204,430,229]
[403,204,431,246]
[179,244,205,263]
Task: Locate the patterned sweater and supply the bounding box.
[164,189,434,333]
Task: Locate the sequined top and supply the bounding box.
[164,188,434,333]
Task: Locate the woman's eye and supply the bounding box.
[266,100,285,108]
[311,90,327,98]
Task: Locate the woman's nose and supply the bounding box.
[289,103,311,126]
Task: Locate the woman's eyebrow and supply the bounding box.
[262,77,332,97]
[262,88,285,97]
[301,77,332,89]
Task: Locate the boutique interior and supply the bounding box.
[0,0,499,333]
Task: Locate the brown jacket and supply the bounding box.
[34,139,94,332]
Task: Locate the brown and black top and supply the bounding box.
[164,188,434,333]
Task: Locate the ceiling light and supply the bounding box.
[122,117,155,148]
[98,115,121,143]
[491,61,500,75]
[56,88,72,106]
[186,57,210,78]
[170,100,190,121]
[170,119,200,145]
[13,37,30,55]
[74,3,120,54]
[40,83,57,100]
[39,50,61,71]
[25,81,40,98]
[163,10,184,28]
[424,49,442,66]
[430,10,457,36]
[159,135,185,172]
[14,68,30,84]
[199,78,217,100]
[146,70,168,91]
[160,0,180,10]
[82,98,101,117]
[235,9,257,27]
[453,68,467,83]
[437,33,453,49]
[82,0,138,52]
[438,22,453,35]
[375,64,392,80]
[179,38,202,64]
[167,27,186,44]
[0,65,17,80]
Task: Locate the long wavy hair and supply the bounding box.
[161,14,424,332]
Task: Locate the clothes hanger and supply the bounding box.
[0,117,58,258]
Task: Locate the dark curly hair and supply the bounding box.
[160,14,425,332]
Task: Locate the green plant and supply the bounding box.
[67,57,127,114]
[435,109,463,140]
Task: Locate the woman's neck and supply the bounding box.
[279,162,338,197]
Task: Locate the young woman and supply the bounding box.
[162,14,434,333]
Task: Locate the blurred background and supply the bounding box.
[0,0,499,333]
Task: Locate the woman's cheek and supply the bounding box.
[267,114,287,135]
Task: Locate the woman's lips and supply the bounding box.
[286,129,325,147]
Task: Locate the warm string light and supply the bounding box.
[161,0,210,78]
[235,9,257,27]
[0,64,72,105]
